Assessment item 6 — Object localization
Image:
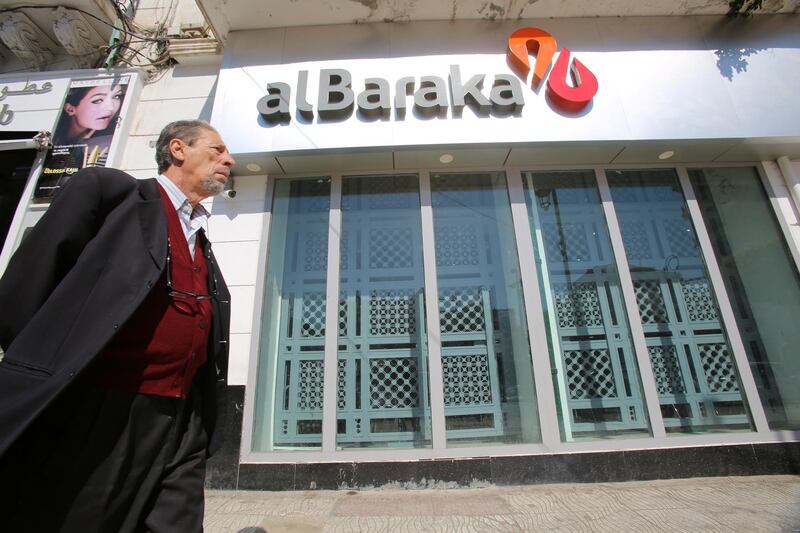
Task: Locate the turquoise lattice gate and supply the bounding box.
[432,172,531,444]
[611,170,752,432]
[622,218,750,429]
[271,179,334,446]
[527,173,649,437]
[336,175,431,447]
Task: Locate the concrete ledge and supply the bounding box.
[230,442,800,490]
[206,388,800,490]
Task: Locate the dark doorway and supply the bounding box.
[0,147,36,249]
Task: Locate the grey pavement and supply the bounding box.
[204,474,800,532]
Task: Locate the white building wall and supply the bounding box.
[204,176,267,386]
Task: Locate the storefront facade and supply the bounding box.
[2,11,800,488]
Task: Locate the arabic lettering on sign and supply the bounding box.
[0,80,54,126]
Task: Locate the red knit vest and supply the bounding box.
[83,184,213,398]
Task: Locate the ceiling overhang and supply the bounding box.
[230,138,800,177]
[197,0,800,43]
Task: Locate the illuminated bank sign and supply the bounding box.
[257,27,598,122]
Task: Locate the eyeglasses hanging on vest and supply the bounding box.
[165,237,218,300]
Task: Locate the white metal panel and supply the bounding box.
[207,205,266,243]
[697,16,800,139]
[227,332,252,386]
[228,285,256,334]
[277,152,394,174]
[613,141,737,164]
[395,148,509,169]
[212,241,261,286]
[508,143,625,166]
[608,50,741,140]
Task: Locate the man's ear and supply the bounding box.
[169,138,185,164]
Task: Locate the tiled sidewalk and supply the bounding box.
[205,474,800,532]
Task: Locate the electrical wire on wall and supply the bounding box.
[106,0,177,77]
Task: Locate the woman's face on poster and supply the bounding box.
[65,85,124,133]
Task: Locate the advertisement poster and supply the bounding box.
[34,75,130,202]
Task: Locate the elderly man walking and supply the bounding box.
[0,119,235,532]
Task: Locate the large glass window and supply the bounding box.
[430,172,540,446]
[252,165,798,456]
[608,170,753,434]
[336,175,431,448]
[523,171,651,440]
[691,167,800,430]
[254,178,331,451]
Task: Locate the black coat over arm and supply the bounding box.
[0,167,231,458]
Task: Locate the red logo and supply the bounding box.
[508,28,598,113]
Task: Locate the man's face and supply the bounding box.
[173,128,236,200]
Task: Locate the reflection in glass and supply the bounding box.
[691,167,800,430]
[254,178,330,450]
[608,169,753,434]
[336,175,431,448]
[430,172,540,446]
[523,171,650,440]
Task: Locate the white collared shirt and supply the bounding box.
[155,174,209,257]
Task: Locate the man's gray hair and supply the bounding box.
[155,120,218,173]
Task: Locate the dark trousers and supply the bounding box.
[0,384,208,533]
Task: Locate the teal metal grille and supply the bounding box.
[699,343,739,393]
[610,169,751,432]
[434,225,480,267]
[564,348,618,400]
[369,358,419,409]
[441,353,493,406]
[553,282,603,328]
[298,360,324,410]
[335,174,432,447]
[524,172,649,438]
[369,289,417,336]
[439,287,485,333]
[649,345,686,395]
